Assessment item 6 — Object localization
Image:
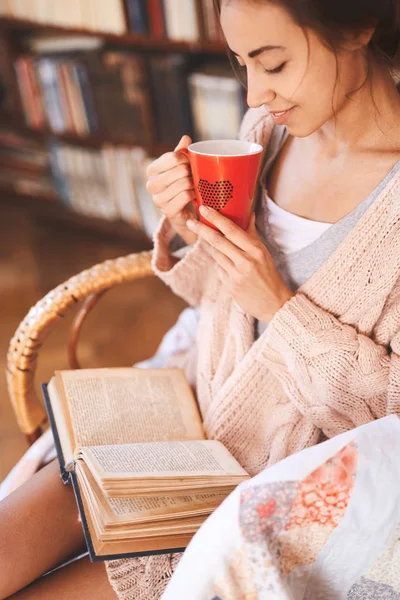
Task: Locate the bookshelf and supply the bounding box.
[0,1,243,243]
[0,18,226,55]
[0,111,172,156]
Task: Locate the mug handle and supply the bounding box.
[177,147,190,160]
[176,147,199,211]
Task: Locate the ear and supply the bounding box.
[341,25,376,52]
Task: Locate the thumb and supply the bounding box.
[247,213,258,236]
[247,213,259,239]
[174,135,193,152]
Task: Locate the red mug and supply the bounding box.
[179,139,263,230]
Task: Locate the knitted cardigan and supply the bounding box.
[105,106,400,598]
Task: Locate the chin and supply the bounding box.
[285,123,314,138]
[286,117,325,138]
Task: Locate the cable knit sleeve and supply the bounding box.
[151,215,214,307]
[150,107,273,308]
[258,290,400,438]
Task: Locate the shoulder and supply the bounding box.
[238,106,275,146]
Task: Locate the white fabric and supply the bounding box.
[267,195,332,254]
[162,416,400,600]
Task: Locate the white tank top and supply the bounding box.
[266,195,332,254]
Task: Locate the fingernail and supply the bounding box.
[186,219,198,230]
[199,205,210,217]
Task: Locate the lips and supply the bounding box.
[269,107,294,117]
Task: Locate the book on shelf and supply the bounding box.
[131,149,163,238]
[201,0,224,42]
[0,128,55,198]
[163,0,200,42]
[42,367,249,560]
[14,47,154,146]
[147,0,167,39]
[126,0,150,36]
[48,141,149,227]
[189,62,246,140]
[24,35,104,54]
[0,0,127,34]
[148,54,194,146]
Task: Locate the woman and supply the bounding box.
[1,0,399,597]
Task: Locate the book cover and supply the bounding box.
[43,381,187,561]
[40,367,221,561]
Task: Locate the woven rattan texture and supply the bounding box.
[6,251,153,437]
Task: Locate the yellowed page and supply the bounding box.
[77,475,193,557]
[81,440,249,482]
[76,461,225,525]
[55,367,204,449]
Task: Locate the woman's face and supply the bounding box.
[220,0,366,137]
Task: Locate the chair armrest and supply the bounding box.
[6,251,154,443]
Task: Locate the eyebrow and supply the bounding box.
[231,45,285,59]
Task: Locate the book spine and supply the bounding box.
[24,56,46,129]
[55,60,74,132]
[70,64,90,135]
[73,63,99,134]
[14,57,35,128]
[63,63,86,136]
[195,0,207,41]
[146,0,166,38]
[126,0,149,35]
[102,0,126,35]
[36,58,66,132]
[48,140,71,205]
[148,54,194,145]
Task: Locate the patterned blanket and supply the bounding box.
[162,416,400,600]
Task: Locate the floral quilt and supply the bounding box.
[162,416,400,600]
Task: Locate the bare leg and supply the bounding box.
[0,459,96,598]
[8,556,115,599]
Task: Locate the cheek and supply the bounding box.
[285,55,340,136]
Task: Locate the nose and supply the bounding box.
[246,70,276,109]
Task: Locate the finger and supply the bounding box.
[247,213,259,238]
[186,219,247,267]
[247,212,256,232]
[210,248,235,274]
[174,135,193,152]
[161,190,197,219]
[147,147,190,178]
[217,265,230,285]
[146,163,192,195]
[153,177,195,209]
[199,206,255,253]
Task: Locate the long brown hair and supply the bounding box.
[213,0,400,87]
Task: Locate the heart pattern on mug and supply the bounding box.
[198,179,234,211]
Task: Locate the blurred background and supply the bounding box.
[0,0,246,481]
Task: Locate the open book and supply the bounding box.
[43,368,249,561]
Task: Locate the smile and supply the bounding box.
[268,106,295,124]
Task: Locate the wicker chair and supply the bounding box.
[6,250,154,446]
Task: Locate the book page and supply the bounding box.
[76,461,224,522]
[55,368,204,449]
[81,440,248,479]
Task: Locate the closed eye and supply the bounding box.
[264,62,286,74]
[235,61,287,75]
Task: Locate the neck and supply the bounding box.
[311,60,400,157]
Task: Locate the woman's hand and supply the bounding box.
[186,206,294,323]
[146,135,198,246]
